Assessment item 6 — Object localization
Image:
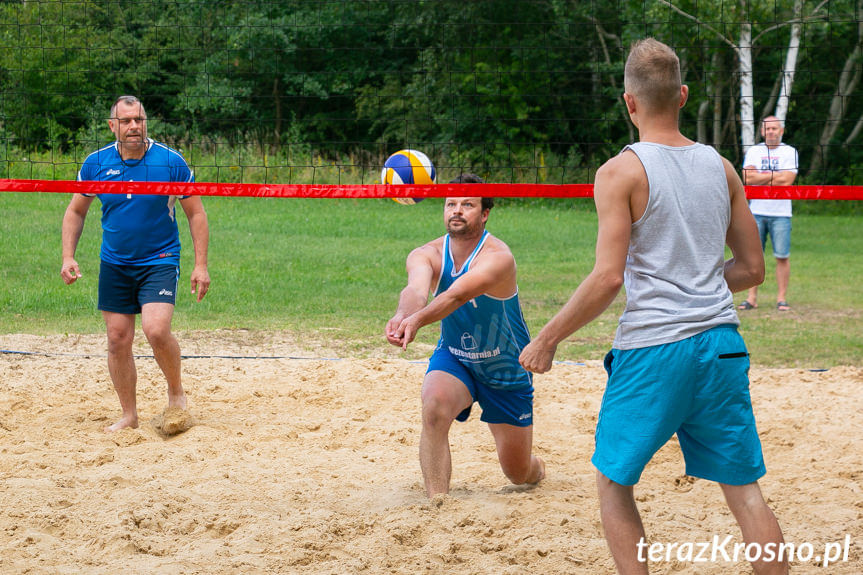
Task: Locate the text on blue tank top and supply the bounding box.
[435,231,532,389]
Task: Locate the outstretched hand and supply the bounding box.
[385,313,420,350]
[385,314,405,347]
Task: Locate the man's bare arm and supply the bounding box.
[392,247,514,349]
[386,245,438,347]
[60,194,95,285]
[180,196,210,301]
[724,158,766,293]
[519,153,635,373]
[742,165,797,186]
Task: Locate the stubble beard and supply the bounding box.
[446,218,483,239]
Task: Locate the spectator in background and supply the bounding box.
[739,116,799,312]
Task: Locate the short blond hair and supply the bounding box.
[624,39,681,111]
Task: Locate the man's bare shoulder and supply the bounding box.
[474,234,516,275]
[595,149,646,200]
[472,232,512,258]
[483,233,512,254]
[596,149,644,183]
[408,237,444,263]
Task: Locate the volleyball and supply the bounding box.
[381,149,436,205]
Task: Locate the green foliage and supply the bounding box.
[0,1,861,187]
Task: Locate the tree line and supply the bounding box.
[0,0,861,188]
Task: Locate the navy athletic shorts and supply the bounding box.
[98,262,180,314]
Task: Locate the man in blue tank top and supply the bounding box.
[520,40,787,574]
[60,95,210,433]
[386,174,545,497]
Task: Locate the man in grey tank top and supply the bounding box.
[520,39,788,574]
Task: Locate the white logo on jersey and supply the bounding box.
[106,169,121,176]
[158,289,173,296]
[461,332,478,350]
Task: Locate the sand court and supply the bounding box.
[0,331,860,574]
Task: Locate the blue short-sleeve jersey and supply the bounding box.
[78,139,194,266]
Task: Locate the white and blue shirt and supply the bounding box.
[434,230,533,389]
[78,139,194,266]
[743,142,798,218]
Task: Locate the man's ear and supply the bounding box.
[623,92,637,115]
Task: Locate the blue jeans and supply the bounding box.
[754,215,791,259]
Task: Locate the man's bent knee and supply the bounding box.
[421,396,458,429]
[143,323,174,348]
[596,469,634,496]
[105,328,134,353]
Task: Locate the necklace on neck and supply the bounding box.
[119,140,149,166]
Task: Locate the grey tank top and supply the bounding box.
[613,142,739,350]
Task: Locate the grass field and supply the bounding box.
[1,191,860,368]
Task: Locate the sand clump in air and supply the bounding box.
[152,406,195,436]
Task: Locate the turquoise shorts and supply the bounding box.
[427,345,534,427]
[592,325,766,486]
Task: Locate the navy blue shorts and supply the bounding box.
[98,262,180,314]
[427,345,534,427]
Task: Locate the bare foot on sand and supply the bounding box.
[531,456,546,484]
[104,414,139,433]
[168,392,188,411]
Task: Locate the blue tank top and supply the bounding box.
[78,139,194,266]
[434,230,533,390]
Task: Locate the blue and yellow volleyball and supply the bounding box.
[381,149,436,205]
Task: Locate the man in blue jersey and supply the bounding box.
[386,174,545,497]
[60,95,210,433]
[520,40,787,574]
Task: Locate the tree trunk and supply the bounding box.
[739,22,755,153]
[727,82,739,164]
[697,100,710,143]
[699,49,725,146]
[844,112,863,145]
[808,2,863,177]
[593,20,634,143]
[711,50,724,148]
[760,72,783,125]
[273,77,282,153]
[775,0,803,123]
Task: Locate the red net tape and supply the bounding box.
[0,179,861,200]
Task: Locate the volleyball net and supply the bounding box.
[0,0,862,201]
